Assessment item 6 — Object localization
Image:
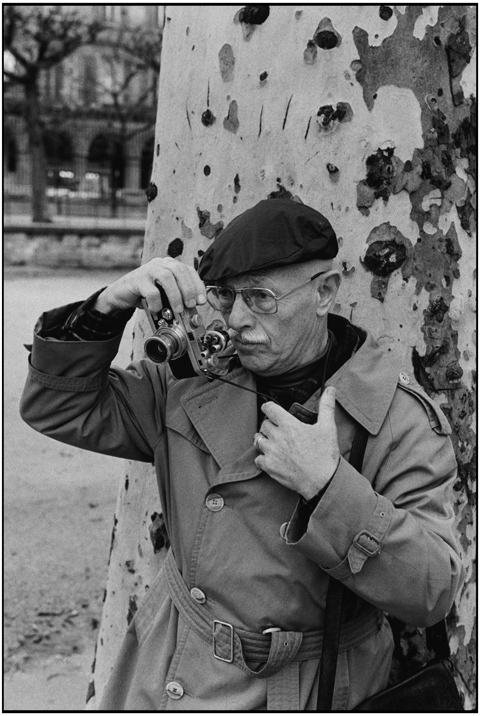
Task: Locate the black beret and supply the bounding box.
[198,198,338,282]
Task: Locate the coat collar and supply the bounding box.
[170,324,400,476]
[310,329,401,436]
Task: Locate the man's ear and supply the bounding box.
[315,270,341,317]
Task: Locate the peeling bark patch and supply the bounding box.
[167,238,184,258]
[223,100,239,133]
[126,595,137,625]
[219,44,235,82]
[145,182,158,202]
[86,679,95,703]
[316,103,352,132]
[197,208,224,239]
[362,223,412,302]
[313,18,342,49]
[445,18,472,105]
[303,40,317,64]
[201,109,216,126]
[352,5,473,123]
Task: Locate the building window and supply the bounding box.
[6,135,17,173]
[105,6,128,24]
[141,136,155,189]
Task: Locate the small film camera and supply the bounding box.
[143,284,232,380]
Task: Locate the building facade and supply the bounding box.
[4,5,163,218]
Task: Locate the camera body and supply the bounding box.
[143,284,231,379]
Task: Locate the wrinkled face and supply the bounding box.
[219,266,327,377]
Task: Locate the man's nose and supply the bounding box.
[225,293,255,330]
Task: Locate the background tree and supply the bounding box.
[3,5,103,222]
[87,5,476,709]
[75,24,162,216]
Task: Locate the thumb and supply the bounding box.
[316,386,336,424]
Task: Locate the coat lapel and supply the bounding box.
[178,368,262,484]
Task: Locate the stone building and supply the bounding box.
[4,5,163,218]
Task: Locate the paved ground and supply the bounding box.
[4,267,136,711]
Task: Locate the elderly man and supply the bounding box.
[20,198,463,711]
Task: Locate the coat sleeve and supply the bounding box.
[20,303,166,463]
[284,386,465,627]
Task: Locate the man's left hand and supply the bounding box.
[253,387,340,500]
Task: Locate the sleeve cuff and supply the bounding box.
[284,456,393,577]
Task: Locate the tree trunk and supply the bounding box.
[88,5,476,708]
[24,79,51,223]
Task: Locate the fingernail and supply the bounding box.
[198,293,206,304]
[175,305,183,313]
[187,299,196,308]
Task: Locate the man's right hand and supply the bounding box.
[94,257,207,315]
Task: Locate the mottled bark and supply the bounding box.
[89,6,476,708]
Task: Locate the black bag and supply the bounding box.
[316,425,464,713]
[352,656,463,712]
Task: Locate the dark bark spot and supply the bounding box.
[363,240,407,277]
[240,5,270,24]
[149,511,170,552]
[315,30,338,49]
[201,109,216,126]
[313,18,341,49]
[204,165,211,176]
[379,5,393,21]
[316,102,352,130]
[146,182,158,202]
[167,238,184,258]
[234,174,241,193]
[259,71,268,82]
[268,183,292,200]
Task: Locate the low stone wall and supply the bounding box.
[4,225,145,269]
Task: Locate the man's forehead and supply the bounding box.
[225,266,294,286]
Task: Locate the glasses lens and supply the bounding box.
[247,288,277,314]
[207,287,235,311]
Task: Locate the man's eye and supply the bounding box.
[253,290,272,302]
[216,288,233,300]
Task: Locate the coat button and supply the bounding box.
[166,681,184,699]
[399,371,410,385]
[190,587,206,603]
[206,493,224,512]
[279,522,289,540]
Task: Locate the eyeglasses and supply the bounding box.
[205,271,327,315]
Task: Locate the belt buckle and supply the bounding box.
[213,619,234,663]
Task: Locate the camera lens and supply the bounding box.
[145,334,178,363]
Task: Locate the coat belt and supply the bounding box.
[164,550,382,682]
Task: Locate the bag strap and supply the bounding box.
[317,424,369,711]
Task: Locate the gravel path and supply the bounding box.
[4,267,136,710]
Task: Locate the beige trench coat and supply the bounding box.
[20,306,464,710]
